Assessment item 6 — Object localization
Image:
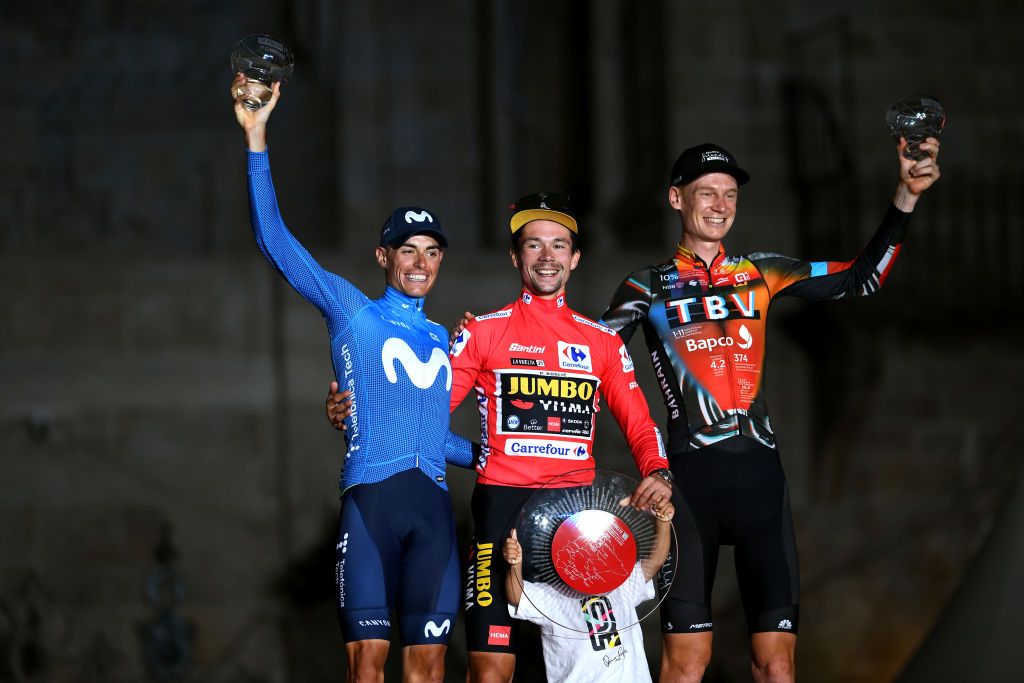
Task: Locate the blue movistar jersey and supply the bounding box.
[247,150,473,491]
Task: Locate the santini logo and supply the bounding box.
[424,619,451,638]
[382,338,451,390]
[404,210,434,223]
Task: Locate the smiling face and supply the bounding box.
[670,172,739,255]
[376,234,444,298]
[510,220,580,299]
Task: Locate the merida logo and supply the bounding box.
[404,210,434,223]
[382,338,451,390]
[424,619,451,638]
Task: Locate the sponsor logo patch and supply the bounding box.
[509,342,545,354]
[618,344,634,373]
[506,439,588,460]
[450,329,471,357]
[558,341,592,372]
[424,619,451,638]
[382,338,451,389]
[488,625,511,646]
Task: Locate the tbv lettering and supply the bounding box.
[666,292,760,324]
[507,376,595,400]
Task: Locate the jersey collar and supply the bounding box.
[520,289,566,310]
[382,285,425,314]
[674,243,727,270]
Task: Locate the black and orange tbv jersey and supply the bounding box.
[600,204,912,453]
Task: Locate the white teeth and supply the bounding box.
[407,274,427,282]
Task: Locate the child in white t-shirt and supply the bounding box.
[503,502,674,683]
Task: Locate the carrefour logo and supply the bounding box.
[557,341,592,372]
[618,344,634,373]
[506,439,588,460]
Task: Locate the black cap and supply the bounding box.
[379,207,447,248]
[509,192,578,234]
[669,143,750,187]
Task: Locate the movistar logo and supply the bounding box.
[381,338,451,390]
[424,619,451,638]
[404,210,434,223]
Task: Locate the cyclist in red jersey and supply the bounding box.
[455,192,671,683]
[599,139,940,683]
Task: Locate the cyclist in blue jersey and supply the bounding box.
[232,74,475,683]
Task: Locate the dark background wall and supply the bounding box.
[1,1,1022,681]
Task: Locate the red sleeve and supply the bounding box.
[597,332,668,477]
[449,318,484,412]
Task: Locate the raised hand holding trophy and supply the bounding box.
[230,34,294,111]
[886,96,945,160]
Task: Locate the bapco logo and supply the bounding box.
[778,619,792,630]
[737,324,753,349]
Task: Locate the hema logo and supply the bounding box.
[404,210,434,223]
[424,619,451,638]
[382,338,451,390]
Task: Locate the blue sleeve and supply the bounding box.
[247,150,367,321]
[444,432,478,469]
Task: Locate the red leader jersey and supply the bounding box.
[449,290,668,488]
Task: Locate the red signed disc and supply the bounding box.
[549,510,637,595]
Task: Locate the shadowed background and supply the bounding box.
[1,1,1022,681]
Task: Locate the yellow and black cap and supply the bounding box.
[509,192,578,235]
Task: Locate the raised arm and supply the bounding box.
[232,74,364,321]
[759,137,941,301]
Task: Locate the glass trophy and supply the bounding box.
[512,469,677,635]
[886,96,945,161]
[230,34,295,111]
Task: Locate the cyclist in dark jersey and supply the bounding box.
[233,75,475,683]
[599,140,940,683]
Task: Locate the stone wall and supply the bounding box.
[1,1,1021,681]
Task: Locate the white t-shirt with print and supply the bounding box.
[509,563,655,683]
